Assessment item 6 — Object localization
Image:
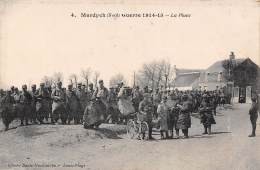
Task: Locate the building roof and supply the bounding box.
[176,68,204,74]
[206,58,246,73]
[174,57,257,88]
[175,72,201,87]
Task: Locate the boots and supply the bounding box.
[208,126,211,135]
[168,130,174,139]
[202,126,208,134]
[249,127,256,137]
[176,129,180,139]
[148,126,154,140]
[183,129,189,138]
[160,131,164,140]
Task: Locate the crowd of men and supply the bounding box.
[0,79,230,140]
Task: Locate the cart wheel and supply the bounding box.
[126,120,137,139]
[141,122,149,140]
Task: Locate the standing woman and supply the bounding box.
[157,96,169,139]
[199,94,216,135]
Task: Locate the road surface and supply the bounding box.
[0,103,259,170]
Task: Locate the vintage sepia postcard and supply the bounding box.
[0,0,259,170]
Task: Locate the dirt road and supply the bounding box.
[0,104,259,170]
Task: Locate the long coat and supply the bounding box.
[166,99,178,130]
[199,100,216,126]
[157,102,169,131]
[138,100,154,123]
[83,99,106,127]
[0,95,16,128]
[51,88,66,116]
[176,101,192,129]
[66,90,81,117]
[249,101,259,121]
[35,88,50,117]
[117,87,135,115]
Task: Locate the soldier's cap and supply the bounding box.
[89,83,93,86]
[22,85,27,89]
[31,84,36,88]
[99,80,103,83]
[57,81,62,85]
[11,86,14,89]
[68,84,73,88]
[40,83,45,86]
[77,82,82,86]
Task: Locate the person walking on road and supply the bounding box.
[248,96,259,137]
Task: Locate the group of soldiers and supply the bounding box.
[0,81,96,131]
[0,80,225,140]
[133,86,220,139]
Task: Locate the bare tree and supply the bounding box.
[68,73,78,87]
[41,76,53,87]
[81,67,92,90]
[136,59,174,91]
[52,72,63,86]
[93,71,100,88]
[109,73,127,87]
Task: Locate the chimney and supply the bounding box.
[229,51,235,60]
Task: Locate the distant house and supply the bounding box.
[198,53,247,91]
[199,52,259,103]
[173,66,202,90]
[173,52,259,103]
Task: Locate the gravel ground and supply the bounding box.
[0,104,259,170]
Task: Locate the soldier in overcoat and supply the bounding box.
[248,97,259,137]
[20,85,32,125]
[30,84,37,124]
[66,84,81,124]
[199,94,216,135]
[35,83,50,124]
[0,90,15,131]
[75,83,88,123]
[51,82,67,124]
[157,96,169,139]
[138,93,154,140]
[175,94,192,138]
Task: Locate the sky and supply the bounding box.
[0,0,259,89]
